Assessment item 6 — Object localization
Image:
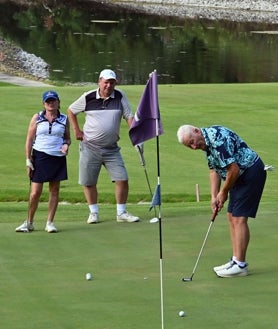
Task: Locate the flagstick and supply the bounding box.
[129,69,164,328]
[158,206,164,329]
[156,127,164,329]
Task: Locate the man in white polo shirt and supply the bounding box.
[67,69,140,224]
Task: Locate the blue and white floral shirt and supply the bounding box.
[201,126,258,180]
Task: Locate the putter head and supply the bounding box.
[182,277,192,282]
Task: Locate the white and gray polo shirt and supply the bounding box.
[69,89,133,147]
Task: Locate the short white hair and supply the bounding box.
[177,125,196,143]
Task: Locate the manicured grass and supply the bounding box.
[0,83,277,202]
[0,83,277,328]
[0,201,277,329]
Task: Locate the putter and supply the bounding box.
[19,179,32,233]
[27,178,31,220]
[136,145,158,221]
[182,209,218,282]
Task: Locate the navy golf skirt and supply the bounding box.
[31,149,68,183]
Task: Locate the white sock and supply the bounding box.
[235,260,247,268]
[117,204,126,216]
[89,204,99,213]
[232,256,237,262]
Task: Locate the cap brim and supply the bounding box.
[100,76,116,80]
[43,97,59,102]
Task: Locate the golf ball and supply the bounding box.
[86,273,92,280]
[179,311,185,317]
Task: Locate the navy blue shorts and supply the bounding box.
[31,149,68,183]
[227,158,266,218]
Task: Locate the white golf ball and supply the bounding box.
[179,310,185,317]
[86,273,92,280]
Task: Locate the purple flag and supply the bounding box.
[129,70,163,145]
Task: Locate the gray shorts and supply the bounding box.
[79,141,128,186]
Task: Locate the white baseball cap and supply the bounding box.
[99,69,117,80]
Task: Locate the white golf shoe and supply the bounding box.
[87,212,99,224]
[216,262,248,278]
[213,259,234,273]
[117,211,140,223]
[45,221,58,233]
[15,220,34,233]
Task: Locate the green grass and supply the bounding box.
[0,202,277,329]
[0,81,17,87]
[0,83,277,328]
[0,83,277,202]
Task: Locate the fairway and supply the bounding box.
[0,83,277,328]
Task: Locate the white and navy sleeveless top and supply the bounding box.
[33,110,67,156]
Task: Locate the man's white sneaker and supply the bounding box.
[117,211,140,223]
[216,263,248,278]
[87,212,99,224]
[15,220,34,233]
[45,222,58,233]
[213,259,234,273]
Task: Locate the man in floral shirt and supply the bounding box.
[177,125,266,278]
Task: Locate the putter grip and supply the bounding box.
[211,209,218,222]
